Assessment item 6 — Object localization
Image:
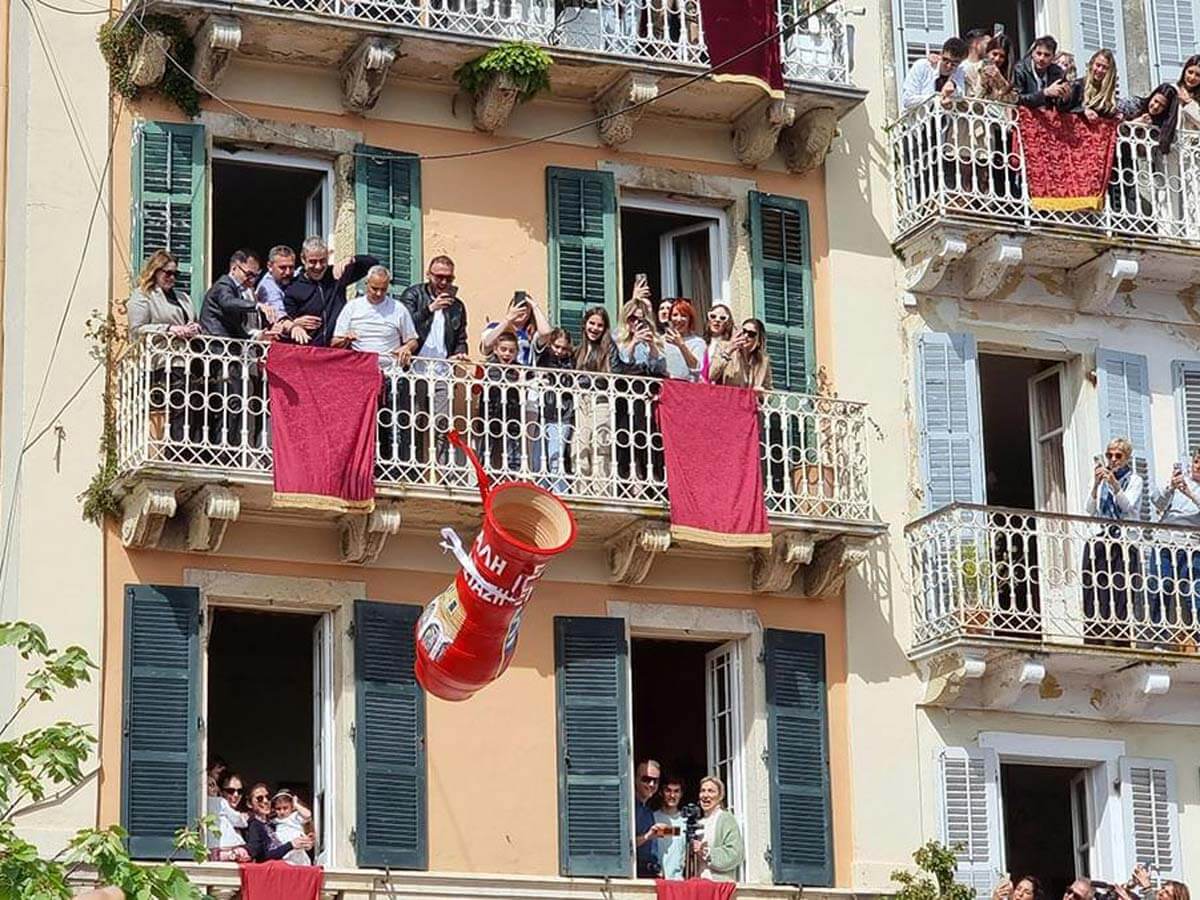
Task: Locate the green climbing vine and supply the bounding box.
[454,40,553,101]
[79,308,121,526]
[98,14,201,118]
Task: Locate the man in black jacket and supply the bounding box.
[398,255,471,470]
[200,249,263,338]
[1013,35,1072,108]
[284,236,378,346]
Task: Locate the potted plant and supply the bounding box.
[455,41,552,133]
[956,540,994,635]
[791,366,845,517]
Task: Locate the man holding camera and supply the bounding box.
[653,775,687,880]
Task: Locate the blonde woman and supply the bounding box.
[611,298,666,489]
[128,249,202,445]
[1066,49,1119,121]
[690,775,743,882]
[572,306,614,497]
[708,318,773,389]
[1082,437,1143,645]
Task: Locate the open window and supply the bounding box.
[620,198,728,314]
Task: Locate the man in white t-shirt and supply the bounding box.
[333,265,420,472]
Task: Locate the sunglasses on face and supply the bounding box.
[742,329,759,338]
[1106,452,1124,459]
[640,775,659,784]
[161,268,179,277]
[223,787,242,795]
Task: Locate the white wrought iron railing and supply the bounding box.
[238,0,851,82]
[890,97,1200,246]
[908,503,1200,656]
[115,333,874,524]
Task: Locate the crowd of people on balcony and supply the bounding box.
[634,760,744,882]
[129,244,785,493]
[1079,439,1200,646]
[206,762,317,866]
[991,867,1190,900]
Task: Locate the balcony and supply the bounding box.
[907,503,1200,722]
[890,98,1200,309]
[129,0,863,170]
[113,334,880,592]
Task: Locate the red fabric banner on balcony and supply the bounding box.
[657,380,771,548]
[656,878,738,900]
[239,862,323,900]
[265,342,380,513]
[1017,107,1119,211]
[699,0,784,97]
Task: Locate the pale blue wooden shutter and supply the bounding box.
[1172,360,1200,461]
[896,0,957,67]
[354,601,427,869]
[555,616,631,877]
[916,333,985,511]
[355,146,422,293]
[121,585,200,859]
[546,167,617,341]
[1075,0,1127,81]
[750,191,815,392]
[765,629,833,886]
[1097,349,1154,519]
[1150,0,1199,82]
[132,122,206,299]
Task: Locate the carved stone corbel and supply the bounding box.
[472,72,521,134]
[903,227,968,294]
[607,521,671,585]
[1101,663,1171,720]
[732,98,795,167]
[338,500,403,565]
[130,30,170,87]
[1070,249,1140,314]
[182,485,241,553]
[980,651,1045,708]
[120,480,179,549]
[922,648,987,705]
[779,106,838,175]
[800,535,872,597]
[340,36,399,113]
[751,530,816,593]
[595,72,660,147]
[962,234,1024,300]
[192,16,242,92]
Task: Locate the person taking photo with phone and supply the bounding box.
[481,290,553,365]
[1014,35,1072,108]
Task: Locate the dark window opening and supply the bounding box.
[978,353,1057,510]
[1001,763,1087,900]
[957,0,1037,57]
[620,207,720,316]
[211,157,324,275]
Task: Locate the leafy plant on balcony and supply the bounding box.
[98,14,201,118]
[454,41,553,102]
[0,621,211,898]
[80,309,121,526]
[891,840,977,900]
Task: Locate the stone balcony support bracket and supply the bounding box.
[1071,249,1141,314]
[903,227,968,294]
[472,72,522,133]
[962,234,1025,300]
[130,30,170,88]
[922,648,988,705]
[732,98,795,168]
[751,530,816,593]
[192,16,243,92]
[338,500,404,565]
[780,106,839,175]
[182,485,241,553]
[341,37,400,113]
[1101,663,1171,720]
[121,480,180,549]
[800,534,872,597]
[595,72,660,148]
[607,521,672,585]
[980,652,1046,708]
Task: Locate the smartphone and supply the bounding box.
[635,272,648,286]
[512,290,529,305]
[446,285,459,298]
[667,826,681,836]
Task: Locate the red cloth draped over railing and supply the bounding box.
[1017,107,1119,211]
[699,0,784,96]
[657,380,771,548]
[656,878,738,900]
[266,343,380,512]
[239,862,324,900]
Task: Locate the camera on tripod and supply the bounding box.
[681,802,702,841]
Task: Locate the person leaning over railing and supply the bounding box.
[1082,437,1144,646]
[1064,49,1120,123]
[127,249,202,447]
[901,35,967,111]
[1179,56,1200,129]
[1013,35,1071,109]
[1146,449,1200,648]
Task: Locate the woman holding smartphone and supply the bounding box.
[1081,437,1144,645]
[611,298,666,490]
[708,318,773,389]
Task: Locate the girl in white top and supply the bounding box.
[271,790,314,866]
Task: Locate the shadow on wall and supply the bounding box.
[844,535,914,686]
[824,103,893,259]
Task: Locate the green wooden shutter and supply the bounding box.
[547,167,617,340]
[554,616,631,877]
[355,146,422,293]
[121,585,200,860]
[765,628,833,887]
[354,600,427,869]
[132,122,206,300]
[750,191,815,392]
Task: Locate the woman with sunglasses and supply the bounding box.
[701,304,734,382]
[211,772,250,862]
[611,299,666,489]
[1116,865,1189,900]
[1082,437,1144,645]
[244,781,315,863]
[708,318,773,389]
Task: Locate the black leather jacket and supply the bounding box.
[398,282,469,357]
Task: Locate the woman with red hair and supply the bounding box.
[662,298,707,381]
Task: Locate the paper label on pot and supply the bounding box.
[417,583,465,663]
